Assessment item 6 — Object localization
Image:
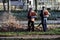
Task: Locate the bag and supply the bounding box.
[43,10,50,17]
[30,11,36,16]
[44,10,48,15]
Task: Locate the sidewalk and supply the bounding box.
[20,20,60,24]
[20,20,60,23]
[0,35,60,39]
[0,20,60,24]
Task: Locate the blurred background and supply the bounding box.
[0,0,60,20]
[0,0,60,32]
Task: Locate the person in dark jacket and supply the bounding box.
[27,8,32,31]
[39,6,50,32]
[37,6,44,27]
[37,6,47,32]
[27,8,37,31]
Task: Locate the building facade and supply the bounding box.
[37,0,60,10]
[0,0,60,10]
[28,0,60,10]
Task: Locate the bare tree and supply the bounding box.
[7,0,9,12]
[2,0,6,11]
[35,0,37,12]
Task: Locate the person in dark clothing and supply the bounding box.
[27,8,32,31]
[37,6,47,32]
[27,8,37,31]
[37,7,44,27]
[40,7,46,32]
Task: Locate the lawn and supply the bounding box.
[0,28,60,36]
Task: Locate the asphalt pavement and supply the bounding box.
[20,20,60,24]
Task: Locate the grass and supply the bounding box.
[0,28,60,36]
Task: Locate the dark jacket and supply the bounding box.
[40,10,44,23]
[27,8,32,19]
[40,10,44,18]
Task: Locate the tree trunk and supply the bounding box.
[7,0,9,12]
[2,0,6,11]
[27,0,29,10]
[35,0,37,12]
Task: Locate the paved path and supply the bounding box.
[0,20,60,24]
[20,20,60,24]
[0,35,60,39]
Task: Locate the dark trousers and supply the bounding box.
[38,18,47,32]
[28,20,34,31]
